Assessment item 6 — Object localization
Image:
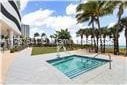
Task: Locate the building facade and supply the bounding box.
[21,24,30,38]
[0,0,21,48]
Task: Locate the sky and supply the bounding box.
[20,0,126,45]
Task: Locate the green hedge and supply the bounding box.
[10,45,28,53]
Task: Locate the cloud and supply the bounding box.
[22,9,54,25]
[66,4,77,15]
[20,0,29,11]
[108,22,117,28]
[83,0,88,4]
[22,9,79,30]
[21,4,90,43]
[47,16,77,31]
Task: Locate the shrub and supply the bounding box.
[10,45,28,53]
[10,47,15,53]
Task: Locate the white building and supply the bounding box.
[21,24,30,38]
[0,0,21,48]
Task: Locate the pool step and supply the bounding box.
[70,63,104,79]
[66,63,101,78]
[65,62,106,79]
[65,63,98,77]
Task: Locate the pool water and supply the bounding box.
[47,55,110,79]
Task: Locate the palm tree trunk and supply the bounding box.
[114,36,119,55]
[103,38,106,53]
[86,37,88,45]
[81,37,83,46]
[114,16,121,55]
[96,37,99,53]
[125,28,127,56]
[92,20,97,52]
[86,36,87,45]
[113,38,116,54]
[90,37,93,52]
[97,16,103,53]
[51,38,53,46]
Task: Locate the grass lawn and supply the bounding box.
[32,47,57,55]
[31,46,74,55]
[32,46,126,56]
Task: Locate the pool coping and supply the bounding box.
[47,54,111,63]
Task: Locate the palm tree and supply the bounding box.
[41,33,46,39]
[109,1,127,55]
[120,17,127,56]
[108,24,123,54]
[50,35,54,44]
[76,1,114,53]
[101,27,109,53]
[34,32,40,38]
[94,29,100,53]
[76,29,84,45]
[84,29,90,45]
[76,3,96,48]
[116,1,127,55]
[54,29,71,47]
[89,28,95,52]
[34,32,40,44]
[41,33,46,44]
[56,29,71,40]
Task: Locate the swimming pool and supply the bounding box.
[47,55,110,79]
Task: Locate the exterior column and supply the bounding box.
[9,30,14,48]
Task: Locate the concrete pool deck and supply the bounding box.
[2,48,127,84]
[0,50,19,84]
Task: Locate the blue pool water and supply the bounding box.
[47,55,110,79]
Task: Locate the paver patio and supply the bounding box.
[3,48,127,84]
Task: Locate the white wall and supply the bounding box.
[0,0,21,35]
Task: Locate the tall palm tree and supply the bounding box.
[94,29,100,53]
[108,24,123,54]
[116,1,127,55]
[89,28,95,52]
[120,17,127,56]
[101,27,109,53]
[76,29,84,45]
[76,2,96,48]
[109,1,127,55]
[76,1,114,53]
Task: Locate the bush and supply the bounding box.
[10,47,15,53]
[10,45,28,53]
